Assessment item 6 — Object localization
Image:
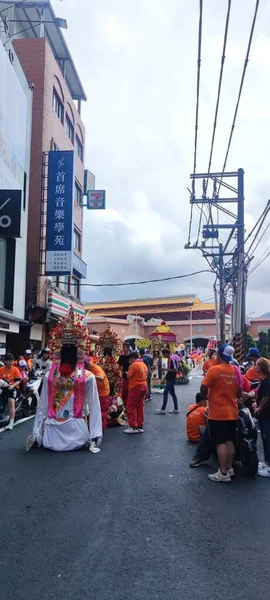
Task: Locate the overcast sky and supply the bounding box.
[54,0,270,316]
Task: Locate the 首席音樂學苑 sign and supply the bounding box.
[45,151,74,275]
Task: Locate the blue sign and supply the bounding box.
[45,151,74,275]
[87,190,106,210]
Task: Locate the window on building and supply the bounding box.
[74,228,81,252]
[76,135,83,161]
[53,89,64,123]
[196,325,205,333]
[75,182,82,206]
[70,276,80,299]
[51,139,59,151]
[58,276,69,292]
[66,115,74,144]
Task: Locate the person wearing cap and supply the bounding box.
[24,349,33,372]
[245,348,261,382]
[201,344,241,482]
[34,348,52,377]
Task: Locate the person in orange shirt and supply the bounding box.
[0,353,21,430]
[124,352,148,434]
[245,347,261,382]
[86,360,110,431]
[202,349,217,374]
[201,344,241,483]
[186,393,207,442]
[24,349,33,372]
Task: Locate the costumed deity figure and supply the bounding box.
[97,326,126,426]
[26,308,102,453]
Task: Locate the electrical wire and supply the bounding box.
[249,246,270,274]
[79,269,212,287]
[205,0,231,197]
[188,0,203,245]
[218,0,260,193]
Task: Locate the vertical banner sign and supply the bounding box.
[84,169,95,195]
[45,151,74,275]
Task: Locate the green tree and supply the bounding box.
[257,331,268,357]
[246,332,256,353]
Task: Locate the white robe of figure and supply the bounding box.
[32,372,102,451]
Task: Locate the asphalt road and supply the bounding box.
[1,373,270,600]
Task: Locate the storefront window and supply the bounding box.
[0,239,6,307]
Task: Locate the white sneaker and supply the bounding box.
[258,462,267,471]
[155,409,166,415]
[137,428,144,433]
[208,469,231,483]
[89,442,101,453]
[169,409,179,414]
[26,435,36,452]
[124,427,139,434]
[257,467,270,478]
[228,467,235,477]
[5,422,14,431]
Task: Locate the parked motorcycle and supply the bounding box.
[235,406,258,477]
[0,375,39,428]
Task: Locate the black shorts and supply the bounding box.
[208,419,237,446]
[3,388,20,401]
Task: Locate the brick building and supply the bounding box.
[2,0,88,349]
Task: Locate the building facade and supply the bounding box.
[1,1,88,349]
[0,11,33,355]
[85,296,232,347]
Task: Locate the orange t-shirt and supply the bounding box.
[0,365,21,387]
[90,364,110,397]
[186,404,207,442]
[202,363,238,421]
[245,366,259,382]
[203,358,215,373]
[128,360,148,390]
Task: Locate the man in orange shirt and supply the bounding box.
[202,349,217,374]
[245,347,261,382]
[124,352,148,434]
[186,393,207,442]
[201,344,241,482]
[86,360,110,431]
[0,353,21,430]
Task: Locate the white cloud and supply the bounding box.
[53,0,270,316]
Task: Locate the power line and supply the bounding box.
[218,0,260,193]
[79,269,212,287]
[249,246,270,274]
[205,0,231,197]
[188,0,203,245]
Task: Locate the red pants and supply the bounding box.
[122,379,129,407]
[99,395,110,431]
[127,385,147,428]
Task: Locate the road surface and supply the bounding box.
[1,373,270,600]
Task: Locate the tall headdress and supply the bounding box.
[49,306,91,362]
[98,325,122,357]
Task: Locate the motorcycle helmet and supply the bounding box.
[19,360,27,369]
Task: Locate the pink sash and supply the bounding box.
[48,361,86,419]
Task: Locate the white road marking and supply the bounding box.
[0,415,34,434]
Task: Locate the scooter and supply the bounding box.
[23,370,43,417]
[235,406,258,477]
[0,377,39,428]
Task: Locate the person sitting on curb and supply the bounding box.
[186,393,207,442]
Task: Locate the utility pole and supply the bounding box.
[185,169,246,354]
[214,282,220,343]
[219,243,225,343]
